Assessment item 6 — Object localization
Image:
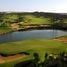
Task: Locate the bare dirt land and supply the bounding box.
[54,36,67,43]
[0,54,27,64]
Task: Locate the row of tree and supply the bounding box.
[0,12,67,30]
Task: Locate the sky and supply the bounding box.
[0,0,67,13]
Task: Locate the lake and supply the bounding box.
[0,30,67,43]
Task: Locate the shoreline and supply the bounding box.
[0,26,67,35]
[0,30,14,35]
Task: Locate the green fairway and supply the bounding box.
[0,39,67,67]
[0,39,67,59]
[23,15,50,24]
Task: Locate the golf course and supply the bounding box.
[0,12,67,67]
[0,37,67,67]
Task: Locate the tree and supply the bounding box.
[18,16,24,22]
[51,17,64,29]
[33,53,40,67]
[3,14,18,24]
[45,53,48,60]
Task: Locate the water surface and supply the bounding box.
[0,30,67,43]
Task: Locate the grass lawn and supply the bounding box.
[0,26,11,34]
[0,38,67,67]
[23,15,50,24]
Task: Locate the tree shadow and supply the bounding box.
[14,52,39,67]
[14,60,37,67]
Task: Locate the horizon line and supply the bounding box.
[0,11,67,14]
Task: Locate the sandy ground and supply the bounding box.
[53,37,67,43]
[0,54,27,64]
